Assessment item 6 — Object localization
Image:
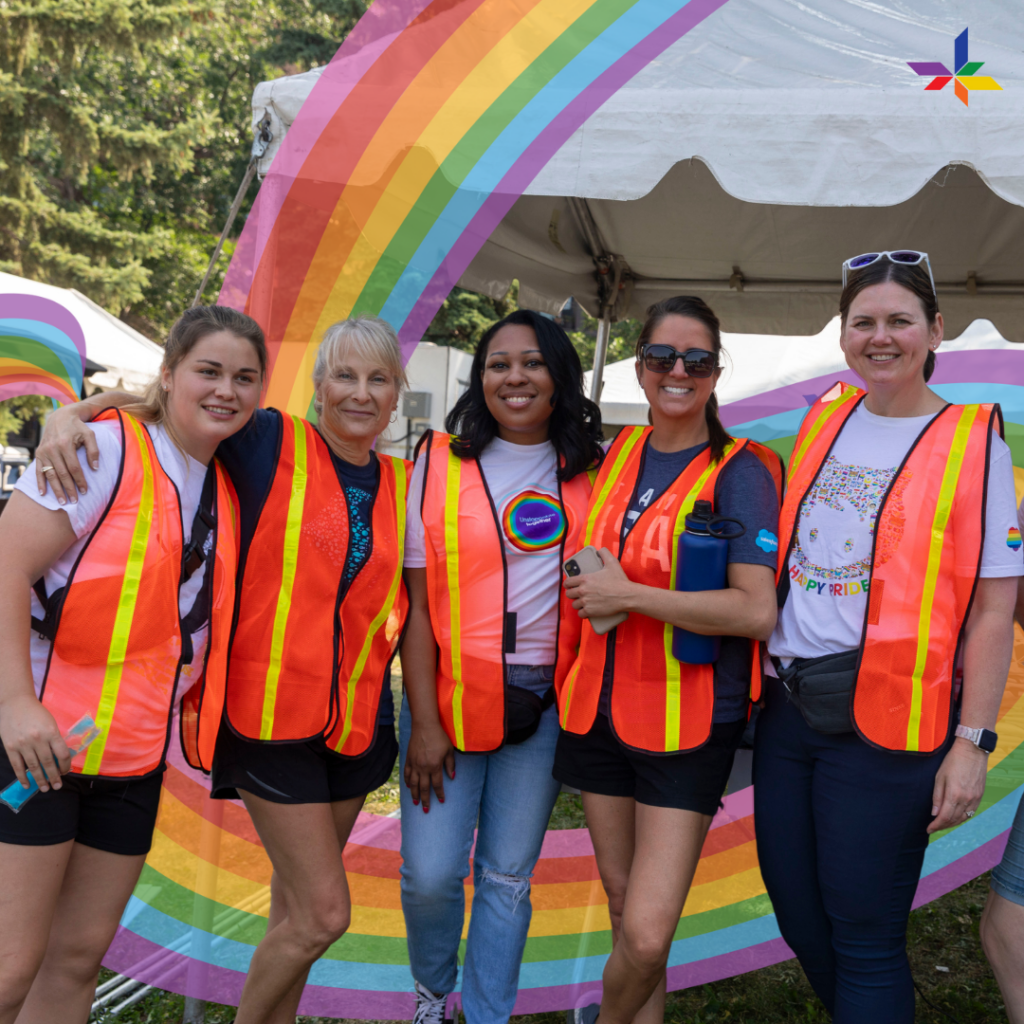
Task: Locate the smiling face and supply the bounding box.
[315,346,400,450]
[636,314,720,426]
[162,329,263,463]
[481,323,556,445]
[841,280,943,391]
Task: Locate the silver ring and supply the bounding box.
[966,810,975,818]
[39,465,54,472]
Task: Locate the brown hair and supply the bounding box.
[635,295,731,462]
[128,306,267,439]
[839,260,939,382]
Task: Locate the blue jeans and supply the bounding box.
[399,664,561,1024]
[992,790,1024,906]
[753,677,951,1024]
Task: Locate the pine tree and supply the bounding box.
[0,0,215,310]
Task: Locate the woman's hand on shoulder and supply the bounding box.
[563,548,638,620]
[927,738,988,833]
[34,402,104,504]
[0,693,71,793]
[403,719,455,813]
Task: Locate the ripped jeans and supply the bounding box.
[398,665,562,1024]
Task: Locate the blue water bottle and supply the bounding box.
[672,500,744,664]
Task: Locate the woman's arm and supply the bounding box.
[33,390,136,503]
[0,493,78,790]
[929,574,1016,833]
[564,553,778,641]
[400,567,454,812]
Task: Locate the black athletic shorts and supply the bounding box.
[553,713,745,816]
[211,718,398,805]
[0,746,163,855]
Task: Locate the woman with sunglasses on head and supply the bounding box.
[755,252,1021,1023]
[0,306,264,1024]
[400,309,603,1024]
[556,296,783,1024]
[29,315,411,1024]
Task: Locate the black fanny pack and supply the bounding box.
[772,650,858,735]
[505,685,556,745]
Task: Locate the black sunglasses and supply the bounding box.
[641,345,719,377]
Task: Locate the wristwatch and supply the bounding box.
[955,725,998,753]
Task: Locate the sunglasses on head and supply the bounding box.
[641,345,719,377]
[841,250,936,297]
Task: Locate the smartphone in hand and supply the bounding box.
[562,545,629,636]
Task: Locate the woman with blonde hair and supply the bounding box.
[33,314,411,1024]
[0,305,265,1023]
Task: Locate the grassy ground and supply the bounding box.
[90,670,1010,1021]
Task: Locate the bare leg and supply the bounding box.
[581,794,665,1024]
[981,889,1024,1024]
[593,802,711,1024]
[0,840,73,1024]
[16,843,146,1024]
[234,794,365,1024]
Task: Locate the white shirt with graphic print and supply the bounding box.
[404,436,565,665]
[769,403,1023,662]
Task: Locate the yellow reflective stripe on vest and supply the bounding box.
[83,416,155,773]
[333,460,408,752]
[789,387,859,486]
[661,441,736,752]
[444,450,465,749]
[905,406,979,751]
[584,427,645,547]
[260,416,308,740]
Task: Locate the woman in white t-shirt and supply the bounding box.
[400,310,603,1024]
[754,253,1022,1024]
[0,306,264,1024]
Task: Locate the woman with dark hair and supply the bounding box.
[400,309,602,1024]
[756,253,1021,1022]
[0,306,264,1023]
[556,296,782,1024]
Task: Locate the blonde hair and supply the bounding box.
[312,315,408,418]
[128,306,267,447]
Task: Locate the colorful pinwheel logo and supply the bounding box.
[908,28,1002,107]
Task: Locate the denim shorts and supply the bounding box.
[991,791,1024,907]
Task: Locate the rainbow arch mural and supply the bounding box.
[0,294,85,405]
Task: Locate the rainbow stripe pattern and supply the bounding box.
[502,490,565,552]
[1008,528,1022,552]
[0,294,85,405]
[219,0,732,418]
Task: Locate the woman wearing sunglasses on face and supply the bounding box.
[400,310,603,1024]
[556,296,783,1024]
[755,252,1021,1023]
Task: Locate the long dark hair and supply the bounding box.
[635,295,732,463]
[839,260,939,382]
[445,309,604,481]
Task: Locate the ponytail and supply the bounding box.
[704,391,730,463]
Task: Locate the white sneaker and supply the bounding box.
[413,980,450,1024]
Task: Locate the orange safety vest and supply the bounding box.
[778,383,999,753]
[419,431,593,753]
[558,426,783,754]
[40,410,238,778]
[226,412,410,757]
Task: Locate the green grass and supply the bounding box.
[90,668,1010,1021]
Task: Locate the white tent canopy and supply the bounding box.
[0,273,164,394]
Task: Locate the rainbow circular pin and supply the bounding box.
[502,490,565,552]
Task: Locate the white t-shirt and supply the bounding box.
[15,421,212,702]
[770,403,1024,661]
[405,437,564,665]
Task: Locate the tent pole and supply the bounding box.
[590,309,612,403]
